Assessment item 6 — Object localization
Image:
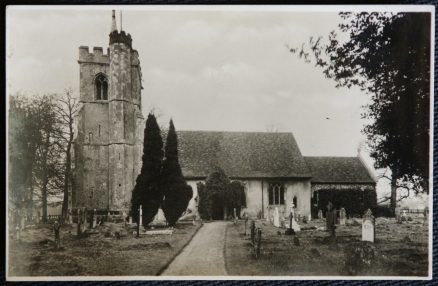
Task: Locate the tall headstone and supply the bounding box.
[82,208,88,233]
[362,209,375,243]
[139,205,143,228]
[92,209,97,228]
[326,202,336,237]
[401,209,408,222]
[339,208,346,226]
[318,209,323,219]
[128,216,133,224]
[273,207,280,227]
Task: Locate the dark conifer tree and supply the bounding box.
[161,120,193,226]
[131,113,164,227]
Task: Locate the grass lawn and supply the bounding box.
[8,221,201,277]
[225,217,429,276]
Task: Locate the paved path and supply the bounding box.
[161,221,228,276]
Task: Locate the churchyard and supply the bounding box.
[225,213,428,276]
[8,220,201,276]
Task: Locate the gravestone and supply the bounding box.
[233,208,237,225]
[92,209,97,228]
[53,221,61,249]
[318,209,323,219]
[273,207,280,227]
[400,209,408,222]
[339,208,346,226]
[139,205,143,227]
[20,215,26,230]
[128,216,133,224]
[326,202,336,237]
[68,210,73,224]
[362,209,375,243]
[36,211,40,224]
[82,208,88,233]
[423,207,429,224]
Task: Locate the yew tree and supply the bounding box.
[161,120,193,226]
[131,113,164,226]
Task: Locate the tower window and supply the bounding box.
[94,73,108,100]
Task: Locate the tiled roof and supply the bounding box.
[304,156,376,184]
[177,131,311,179]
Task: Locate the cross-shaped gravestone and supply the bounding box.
[362,208,375,243]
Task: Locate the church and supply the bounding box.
[72,11,377,220]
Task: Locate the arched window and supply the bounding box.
[268,183,285,205]
[94,74,108,100]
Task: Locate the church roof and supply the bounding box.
[177,130,311,179]
[304,156,376,184]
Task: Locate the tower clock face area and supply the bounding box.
[75,11,144,212]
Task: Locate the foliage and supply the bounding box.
[344,242,376,275]
[290,12,430,198]
[372,205,393,218]
[197,169,246,220]
[131,113,164,226]
[8,94,68,222]
[161,120,193,226]
[197,182,211,220]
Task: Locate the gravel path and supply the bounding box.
[161,221,228,276]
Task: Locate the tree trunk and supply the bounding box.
[41,132,50,223]
[390,177,397,216]
[62,140,72,222]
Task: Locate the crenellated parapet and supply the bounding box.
[109,30,132,48]
[78,46,110,64]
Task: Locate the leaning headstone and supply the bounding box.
[273,207,280,227]
[326,202,336,237]
[339,208,346,226]
[362,209,375,243]
[318,209,323,220]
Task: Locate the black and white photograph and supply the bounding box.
[6,5,433,280]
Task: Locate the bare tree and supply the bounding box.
[53,89,80,222]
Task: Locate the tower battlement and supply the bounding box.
[109,30,132,48]
[78,46,110,64]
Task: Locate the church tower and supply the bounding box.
[73,11,144,212]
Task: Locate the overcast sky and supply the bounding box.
[8,6,433,205]
[7,7,374,156]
